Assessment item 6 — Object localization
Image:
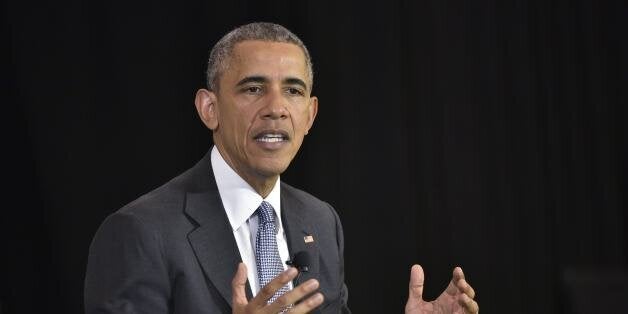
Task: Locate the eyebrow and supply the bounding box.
[235,76,308,90]
[235,76,268,87]
[284,77,307,90]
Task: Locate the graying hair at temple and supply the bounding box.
[206,22,314,92]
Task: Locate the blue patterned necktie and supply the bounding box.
[255,201,290,303]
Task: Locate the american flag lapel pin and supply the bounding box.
[303,235,314,243]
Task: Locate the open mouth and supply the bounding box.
[254,130,290,143]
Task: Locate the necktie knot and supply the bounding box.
[257,201,275,225]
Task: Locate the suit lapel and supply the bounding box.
[186,189,244,308]
[281,187,321,294]
[183,152,252,308]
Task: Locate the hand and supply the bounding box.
[405,264,479,314]
[232,263,324,314]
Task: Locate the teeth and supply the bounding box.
[258,137,284,143]
[257,133,286,143]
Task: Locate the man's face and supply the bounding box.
[206,40,317,184]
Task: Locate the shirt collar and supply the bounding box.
[211,146,282,232]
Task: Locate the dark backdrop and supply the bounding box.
[4,0,627,313]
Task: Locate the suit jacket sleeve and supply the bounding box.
[84,211,171,314]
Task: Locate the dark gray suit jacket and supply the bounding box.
[84,151,350,313]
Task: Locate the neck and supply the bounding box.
[214,144,278,198]
[244,174,277,198]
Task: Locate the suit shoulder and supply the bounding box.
[121,178,183,215]
[281,182,328,207]
[281,182,341,221]
[113,166,201,226]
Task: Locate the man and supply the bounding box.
[85,22,479,314]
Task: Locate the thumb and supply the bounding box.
[231,263,249,311]
[408,264,425,301]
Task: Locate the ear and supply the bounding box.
[195,89,219,130]
[304,96,318,135]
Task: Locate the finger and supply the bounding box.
[285,292,324,313]
[231,263,249,309]
[445,266,465,296]
[249,267,299,308]
[408,264,425,301]
[453,266,465,282]
[457,292,479,313]
[456,278,476,299]
[265,279,320,313]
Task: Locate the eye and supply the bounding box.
[245,86,263,94]
[286,87,305,96]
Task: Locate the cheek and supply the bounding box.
[224,108,253,134]
[293,113,312,133]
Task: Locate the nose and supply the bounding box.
[260,88,289,120]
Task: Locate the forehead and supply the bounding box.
[224,40,308,81]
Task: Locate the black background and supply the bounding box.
[4,0,627,313]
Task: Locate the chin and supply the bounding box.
[254,161,290,178]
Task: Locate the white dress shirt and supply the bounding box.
[210,146,292,296]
